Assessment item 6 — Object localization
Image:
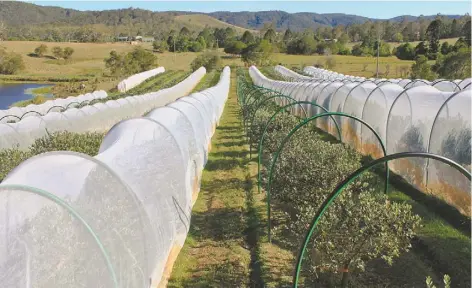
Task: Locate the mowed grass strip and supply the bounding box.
[168,71,256,287]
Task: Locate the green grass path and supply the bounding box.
[168,71,264,287]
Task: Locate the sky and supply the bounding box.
[28,1,471,19]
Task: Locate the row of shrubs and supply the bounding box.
[241,84,423,286]
[0,131,105,182]
[237,73,471,286]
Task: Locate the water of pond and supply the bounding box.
[0,83,54,109]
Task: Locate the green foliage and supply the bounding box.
[241,40,274,66]
[415,41,429,56]
[0,47,25,75]
[373,41,392,57]
[286,35,317,55]
[152,40,169,53]
[433,47,472,80]
[0,131,105,182]
[462,20,471,46]
[440,42,453,55]
[283,29,293,42]
[190,52,220,72]
[426,19,442,56]
[395,43,416,60]
[52,46,63,59]
[104,47,157,76]
[34,44,48,57]
[0,148,31,181]
[245,105,421,286]
[325,55,336,69]
[63,47,74,59]
[224,41,247,55]
[179,26,191,37]
[453,37,469,51]
[351,43,373,57]
[29,131,104,156]
[426,274,451,288]
[241,30,255,44]
[189,41,204,52]
[392,32,403,42]
[263,28,277,43]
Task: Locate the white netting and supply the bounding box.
[0,66,231,287]
[0,67,207,150]
[117,67,166,92]
[249,65,471,215]
[0,90,108,124]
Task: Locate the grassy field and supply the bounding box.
[0,40,416,84]
[273,53,414,78]
[168,70,261,287]
[346,37,460,49]
[175,14,257,34]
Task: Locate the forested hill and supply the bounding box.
[209,11,462,30]
[1,1,462,31]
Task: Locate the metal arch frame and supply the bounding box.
[384,86,417,153]
[328,81,359,116]
[292,152,472,288]
[65,101,84,109]
[19,110,45,120]
[246,86,283,108]
[247,95,309,157]
[424,89,465,185]
[432,79,461,92]
[0,114,21,123]
[360,84,404,149]
[340,80,377,114]
[257,102,342,196]
[244,86,280,107]
[404,79,431,89]
[245,92,303,132]
[265,112,389,242]
[0,184,119,288]
[458,78,472,89]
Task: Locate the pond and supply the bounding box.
[0,83,54,109]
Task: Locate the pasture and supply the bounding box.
[0,40,416,86]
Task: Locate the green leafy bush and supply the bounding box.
[243,95,421,286]
[34,44,48,57]
[0,131,105,182]
[190,52,220,72]
[0,48,25,75]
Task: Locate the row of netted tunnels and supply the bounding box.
[250,65,471,216]
[0,67,231,287]
[0,68,204,150]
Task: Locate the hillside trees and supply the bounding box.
[241,39,273,66]
[433,47,472,79]
[241,30,255,44]
[247,107,421,287]
[52,46,63,59]
[190,52,220,71]
[224,40,247,56]
[104,47,157,76]
[426,19,441,59]
[34,44,48,57]
[410,55,437,80]
[0,47,24,74]
[395,43,416,60]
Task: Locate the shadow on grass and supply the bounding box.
[215,140,248,148]
[217,125,241,132]
[189,207,246,242]
[204,158,245,171]
[218,135,245,140]
[210,150,249,158]
[167,259,248,288]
